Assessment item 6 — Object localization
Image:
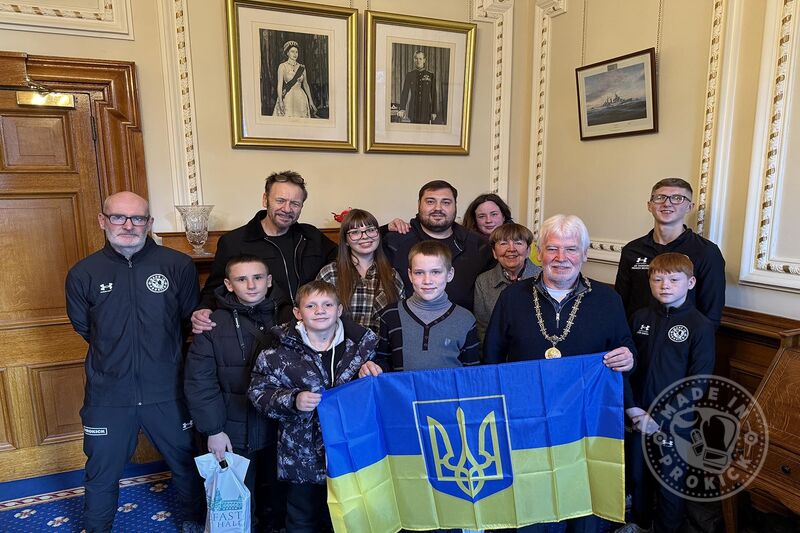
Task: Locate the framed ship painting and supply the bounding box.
[575,48,658,140]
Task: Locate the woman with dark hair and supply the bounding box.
[462,193,513,237]
[273,40,317,118]
[317,209,404,333]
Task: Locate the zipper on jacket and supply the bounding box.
[128,259,143,405]
[540,286,582,330]
[293,236,305,298]
[263,237,295,303]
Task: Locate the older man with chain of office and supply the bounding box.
[483,214,635,531]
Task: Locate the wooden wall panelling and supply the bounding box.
[0,368,15,451]
[0,52,148,481]
[717,307,800,394]
[24,54,147,201]
[28,360,86,445]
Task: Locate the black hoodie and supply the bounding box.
[184,284,283,451]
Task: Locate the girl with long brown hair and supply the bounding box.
[317,209,404,333]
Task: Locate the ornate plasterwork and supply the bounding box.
[473,0,515,197]
[741,0,800,289]
[0,0,132,39]
[695,0,726,236]
[528,0,566,239]
[157,0,202,208]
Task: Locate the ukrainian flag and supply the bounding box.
[318,353,624,532]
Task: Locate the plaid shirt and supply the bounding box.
[317,261,405,333]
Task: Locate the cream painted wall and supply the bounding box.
[523,0,799,320]
[186,0,493,233]
[543,0,711,249]
[2,0,796,319]
[0,0,495,233]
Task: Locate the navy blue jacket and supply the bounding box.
[184,285,281,452]
[66,238,199,407]
[627,300,716,410]
[383,218,493,311]
[615,227,726,326]
[484,274,635,365]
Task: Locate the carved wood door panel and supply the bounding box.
[0,90,104,481]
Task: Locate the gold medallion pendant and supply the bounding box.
[544,346,562,359]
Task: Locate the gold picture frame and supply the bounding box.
[365,11,476,154]
[226,0,357,150]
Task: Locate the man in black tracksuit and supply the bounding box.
[192,171,336,332]
[382,180,493,311]
[615,177,725,327]
[65,192,204,533]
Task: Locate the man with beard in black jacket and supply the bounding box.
[66,192,205,533]
[382,180,493,311]
[185,255,286,531]
[192,170,337,334]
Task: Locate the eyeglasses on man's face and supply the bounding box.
[102,213,151,226]
[649,194,691,205]
[346,226,379,240]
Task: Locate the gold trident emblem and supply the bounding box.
[427,407,503,498]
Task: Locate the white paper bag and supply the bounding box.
[195,452,251,533]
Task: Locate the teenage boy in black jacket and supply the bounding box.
[185,255,286,530]
[624,253,716,533]
[615,177,725,327]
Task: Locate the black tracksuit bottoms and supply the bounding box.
[80,400,205,533]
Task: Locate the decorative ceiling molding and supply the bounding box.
[695,0,727,237]
[0,0,133,39]
[156,0,203,212]
[473,0,515,198]
[527,0,566,240]
[740,0,800,291]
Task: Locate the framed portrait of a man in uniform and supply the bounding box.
[365,11,476,154]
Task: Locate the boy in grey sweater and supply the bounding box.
[362,240,480,375]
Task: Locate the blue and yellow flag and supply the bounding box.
[318,353,625,532]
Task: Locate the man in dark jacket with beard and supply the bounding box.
[185,255,287,530]
[192,170,337,334]
[383,180,493,311]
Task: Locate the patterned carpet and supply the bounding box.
[0,470,183,532]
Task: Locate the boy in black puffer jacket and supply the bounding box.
[184,255,289,531]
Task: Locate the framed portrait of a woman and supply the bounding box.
[226,0,357,150]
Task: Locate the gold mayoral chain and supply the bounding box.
[532,286,587,359]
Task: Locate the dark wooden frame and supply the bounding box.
[1,51,148,200]
[575,48,658,141]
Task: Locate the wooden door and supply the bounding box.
[0,90,105,481]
